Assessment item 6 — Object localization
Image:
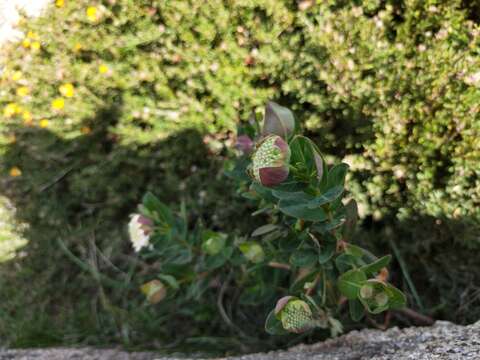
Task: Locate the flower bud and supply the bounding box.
[236,135,254,154]
[262,101,295,139]
[239,242,265,263]
[202,231,227,255]
[274,297,315,333]
[251,135,290,187]
[140,280,167,304]
[129,213,153,252]
[359,284,374,299]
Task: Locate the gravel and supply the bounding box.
[1,321,479,359]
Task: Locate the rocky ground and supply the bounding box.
[1,321,479,360]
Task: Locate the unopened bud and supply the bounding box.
[251,135,290,187]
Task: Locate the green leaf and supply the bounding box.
[384,283,407,309]
[318,240,336,264]
[272,190,313,201]
[344,244,365,258]
[312,217,346,234]
[251,224,279,237]
[251,182,276,202]
[360,255,392,276]
[279,198,327,222]
[338,269,367,300]
[289,136,325,180]
[290,270,318,293]
[265,309,288,335]
[142,192,173,224]
[327,163,349,188]
[349,299,365,321]
[157,274,179,290]
[204,246,233,270]
[290,249,318,267]
[307,186,344,208]
[342,199,358,241]
[335,253,358,273]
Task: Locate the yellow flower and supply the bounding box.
[16,86,30,97]
[51,97,65,110]
[31,41,41,51]
[9,167,22,177]
[27,31,38,40]
[22,110,33,124]
[56,0,64,7]
[22,39,31,48]
[74,43,82,52]
[86,6,98,22]
[3,103,21,117]
[12,71,23,81]
[39,119,49,128]
[98,64,109,74]
[59,83,74,98]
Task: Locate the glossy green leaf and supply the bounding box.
[290,249,318,267]
[307,186,344,208]
[349,299,365,321]
[335,253,358,273]
[278,198,327,222]
[157,274,179,290]
[318,240,336,264]
[360,255,392,276]
[342,199,358,241]
[327,163,349,188]
[337,269,367,299]
[251,224,279,237]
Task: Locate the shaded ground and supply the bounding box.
[1,321,479,359]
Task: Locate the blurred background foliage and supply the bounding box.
[0,0,479,354]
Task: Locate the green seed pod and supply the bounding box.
[274,297,315,334]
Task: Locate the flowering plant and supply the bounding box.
[129,102,406,338]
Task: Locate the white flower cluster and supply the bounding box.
[128,214,152,252]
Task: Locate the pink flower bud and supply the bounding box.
[236,135,254,154]
[251,135,290,187]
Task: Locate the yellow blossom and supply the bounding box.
[9,167,22,177]
[86,6,99,22]
[98,64,109,74]
[74,43,82,52]
[56,0,64,7]
[31,41,41,51]
[12,71,23,81]
[27,31,38,40]
[39,119,49,128]
[59,83,74,97]
[51,97,65,110]
[22,39,31,48]
[3,103,21,117]
[22,110,33,124]
[16,86,30,97]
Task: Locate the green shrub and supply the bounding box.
[128,102,405,346]
[3,0,479,238]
